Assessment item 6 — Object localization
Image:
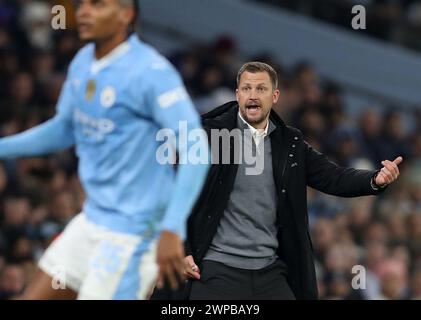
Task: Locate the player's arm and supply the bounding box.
[0,79,75,159]
[152,77,209,241]
[146,64,210,289]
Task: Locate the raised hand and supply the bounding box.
[375,156,403,187]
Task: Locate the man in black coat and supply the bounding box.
[182,61,402,300]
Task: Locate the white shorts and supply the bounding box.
[39,213,158,300]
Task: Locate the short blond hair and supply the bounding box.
[236,61,278,89]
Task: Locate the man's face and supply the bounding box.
[75,0,133,42]
[236,71,280,128]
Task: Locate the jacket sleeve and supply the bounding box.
[184,240,193,257]
[305,141,385,197]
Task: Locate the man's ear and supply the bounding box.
[235,88,239,102]
[273,89,280,104]
[121,6,135,26]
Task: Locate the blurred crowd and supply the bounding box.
[262,0,421,52]
[0,0,420,299]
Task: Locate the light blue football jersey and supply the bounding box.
[0,34,209,238]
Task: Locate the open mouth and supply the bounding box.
[246,104,261,109]
[246,104,261,112]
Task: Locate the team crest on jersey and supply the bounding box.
[100,86,116,108]
[85,79,96,101]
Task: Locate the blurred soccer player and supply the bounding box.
[0,0,209,299]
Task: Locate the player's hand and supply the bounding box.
[184,255,200,280]
[156,230,185,290]
[375,156,403,187]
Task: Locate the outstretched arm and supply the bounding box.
[0,116,74,159]
[305,141,402,197]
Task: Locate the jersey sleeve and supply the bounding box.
[146,62,200,132]
[145,62,210,239]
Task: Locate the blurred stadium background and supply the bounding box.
[0,0,420,299]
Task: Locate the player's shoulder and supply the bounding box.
[68,43,94,74]
[130,36,180,80]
